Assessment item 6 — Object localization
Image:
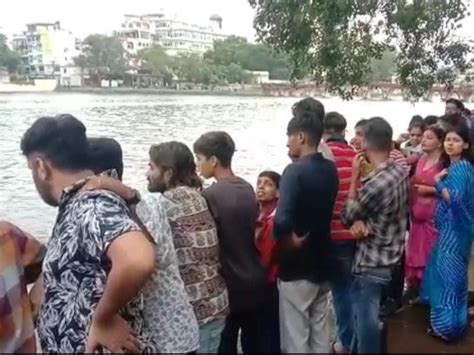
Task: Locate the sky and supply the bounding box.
[0,0,257,40]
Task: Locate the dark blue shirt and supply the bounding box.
[274,152,338,283]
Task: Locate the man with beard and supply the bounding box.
[85,137,201,354]
[20,115,155,353]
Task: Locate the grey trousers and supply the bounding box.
[278,280,331,353]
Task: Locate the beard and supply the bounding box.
[147,178,167,193]
[34,180,59,207]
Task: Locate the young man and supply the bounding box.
[86,137,200,354]
[193,131,267,354]
[323,112,357,353]
[341,117,409,353]
[146,141,228,354]
[445,98,464,117]
[274,111,338,353]
[292,97,334,161]
[255,170,281,354]
[20,115,155,353]
[0,221,45,353]
[350,119,368,151]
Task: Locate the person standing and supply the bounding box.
[20,115,156,353]
[0,221,45,353]
[255,170,281,353]
[274,111,338,353]
[422,123,474,341]
[323,112,357,353]
[404,125,444,304]
[193,131,267,354]
[342,117,409,353]
[145,141,228,354]
[85,137,201,354]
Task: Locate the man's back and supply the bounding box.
[274,153,338,283]
[326,139,357,241]
[202,177,266,310]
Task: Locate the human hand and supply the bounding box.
[29,275,43,322]
[85,314,141,353]
[397,133,409,144]
[413,185,433,197]
[83,176,137,202]
[350,221,369,239]
[351,153,366,181]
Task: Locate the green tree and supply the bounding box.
[79,34,126,80]
[249,0,471,100]
[73,54,87,86]
[368,50,397,82]
[139,45,171,75]
[0,34,21,73]
[205,36,291,80]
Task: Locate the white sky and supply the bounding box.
[0,0,257,40]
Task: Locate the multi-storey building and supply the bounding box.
[11,22,79,77]
[116,11,228,57]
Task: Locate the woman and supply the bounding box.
[404,125,444,303]
[421,123,474,342]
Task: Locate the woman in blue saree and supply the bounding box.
[422,123,474,342]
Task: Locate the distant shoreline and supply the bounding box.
[55,86,270,97]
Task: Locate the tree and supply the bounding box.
[0,34,21,73]
[368,50,397,82]
[79,34,126,81]
[73,54,87,86]
[205,36,291,80]
[249,0,472,100]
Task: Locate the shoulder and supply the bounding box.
[73,190,129,213]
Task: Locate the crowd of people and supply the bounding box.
[1,96,473,354]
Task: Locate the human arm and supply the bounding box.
[342,163,381,228]
[435,163,471,206]
[82,175,140,204]
[82,195,155,353]
[413,184,437,197]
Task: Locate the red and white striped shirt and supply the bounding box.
[326,138,357,241]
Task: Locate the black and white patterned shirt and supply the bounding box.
[38,181,147,353]
[341,160,409,272]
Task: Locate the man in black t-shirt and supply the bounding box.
[194,131,267,354]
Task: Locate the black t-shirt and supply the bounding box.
[274,153,339,283]
[203,177,267,311]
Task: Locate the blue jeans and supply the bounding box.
[330,240,356,350]
[351,267,392,354]
[198,318,226,354]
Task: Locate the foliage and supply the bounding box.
[204,36,291,80]
[249,0,472,100]
[368,50,397,82]
[0,34,21,73]
[78,34,126,79]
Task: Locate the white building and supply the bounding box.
[12,22,79,77]
[116,12,228,58]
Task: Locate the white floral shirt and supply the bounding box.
[136,193,200,353]
[38,184,145,353]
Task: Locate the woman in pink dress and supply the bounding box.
[405,125,444,303]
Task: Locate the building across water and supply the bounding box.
[116,11,228,58]
[11,22,80,78]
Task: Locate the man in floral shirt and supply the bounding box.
[20,115,156,353]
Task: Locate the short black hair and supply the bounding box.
[88,137,124,180]
[291,97,325,122]
[149,141,202,189]
[193,131,235,168]
[363,117,393,152]
[438,114,463,130]
[287,111,323,147]
[355,119,368,128]
[20,114,89,171]
[409,120,425,131]
[258,170,281,189]
[324,112,347,134]
[424,115,439,126]
[446,98,464,110]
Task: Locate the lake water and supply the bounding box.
[0,93,446,240]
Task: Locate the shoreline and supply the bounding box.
[54,86,271,97]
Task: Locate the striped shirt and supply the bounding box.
[326,138,357,241]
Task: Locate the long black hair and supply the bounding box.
[149,141,202,190]
[441,123,474,168]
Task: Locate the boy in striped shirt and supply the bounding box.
[323,112,357,353]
